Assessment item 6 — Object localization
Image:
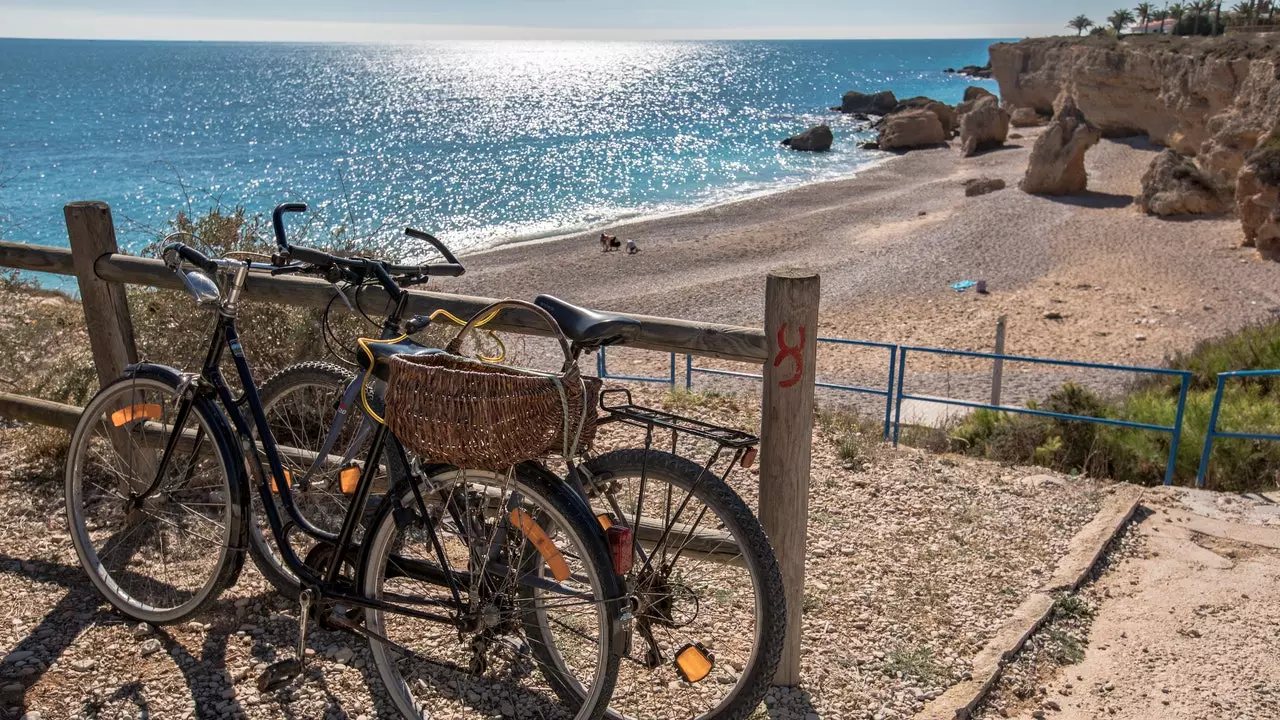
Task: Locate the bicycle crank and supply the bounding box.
[257,588,313,693]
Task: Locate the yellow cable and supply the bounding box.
[427,308,507,363]
[355,334,407,425]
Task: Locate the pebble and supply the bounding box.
[139,639,162,657]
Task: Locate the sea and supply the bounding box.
[0,38,1001,260]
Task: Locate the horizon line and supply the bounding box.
[0,8,1049,43]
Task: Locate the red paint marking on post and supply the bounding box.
[773,324,806,388]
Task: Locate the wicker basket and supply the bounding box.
[384,300,600,470]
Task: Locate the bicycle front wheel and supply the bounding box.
[65,368,245,624]
[360,461,624,720]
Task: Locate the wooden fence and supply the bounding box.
[0,201,819,685]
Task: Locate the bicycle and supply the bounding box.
[258,272,786,718]
[64,203,627,720]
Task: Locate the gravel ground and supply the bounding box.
[0,383,1109,720]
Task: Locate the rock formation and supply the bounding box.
[1010,107,1048,128]
[958,95,1010,157]
[893,96,957,135]
[1020,97,1101,195]
[1237,137,1280,259]
[878,109,946,151]
[841,90,898,116]
[781,124,834,152]
[1136,149,1230,216]
[962,86,995,105]
[963,177,1007,197]
[989,35,1280,187]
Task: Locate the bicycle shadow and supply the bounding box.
[767,685,822,719]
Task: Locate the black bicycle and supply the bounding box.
[63,204,626,719]
[253,240,786,718]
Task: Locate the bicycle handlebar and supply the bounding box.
[272,202,308,251]
[162,242,218,274]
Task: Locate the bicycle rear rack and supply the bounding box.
[597,388,758,449]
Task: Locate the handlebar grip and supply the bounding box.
[403,227,462,266]
[425,263,466,277]
[271,202,309,250]
[164,243,218,274]
[284,244,337,268]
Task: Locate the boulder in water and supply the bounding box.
[878,109,946,151]
[1020,97,1101,195]
[841,90,898,115]
[958,95,1010,157]
[1137,149,1230,216]
[781,124,834,152]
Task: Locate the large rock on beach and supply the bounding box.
[1136,149,1230,216]
[1020,97,1101,195]
[781,124,834,152]
[1236,139,1280,259]
[962,86,995,105]
[878,109,946,151]
[894,96,957,135]
[1010,107,1048,128]
[841,90,898,116]
[958,95,1010,157]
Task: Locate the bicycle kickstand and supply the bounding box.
[257,588,314,693]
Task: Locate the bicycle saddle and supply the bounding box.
[533,295,641,347]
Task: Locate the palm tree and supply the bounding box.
[1188,0,1206,33]
[1135,2,1154,31]
[1152,7,1170,31]
[1169,1,1187,25]
[1068,14,1096,34]
[1110,7,1137,31]
[1232,1,1255,24]
[1213,0,1224,32]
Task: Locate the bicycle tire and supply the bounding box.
[529,448,786,720]
[65,366,246,624]
[359,455,625,720]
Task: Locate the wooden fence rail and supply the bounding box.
[0,201,818,687]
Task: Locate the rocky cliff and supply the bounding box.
[990,35,1280,186]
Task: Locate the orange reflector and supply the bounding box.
[110,403,163,427]
[509,509,571,582]
[596,513,613,530]
[340,466,361,494]
[674,643,714,683]
[270,469,292,494]
[741,448,758,468]
[606,525,633,575]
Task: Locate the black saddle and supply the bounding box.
[533,295,641,347]
[356,336,441,382]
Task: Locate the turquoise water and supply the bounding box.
[0,38,999,256]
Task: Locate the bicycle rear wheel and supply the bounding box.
[531,449,785,720]
[65,368,245,624]
[360,461,624,720]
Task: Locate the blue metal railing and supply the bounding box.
[597,345,677,386]
[1196,369,1280,488]
[892,345,1193,486]
[685,338,899,440]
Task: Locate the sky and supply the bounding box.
[0,1,1151,41]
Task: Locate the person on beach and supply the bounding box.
[626,238,640,255]
[600,233,621,252]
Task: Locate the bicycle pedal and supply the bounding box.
[256,658,302,693]
[320,605,363,632]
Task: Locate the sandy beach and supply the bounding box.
[451,128,1279,383]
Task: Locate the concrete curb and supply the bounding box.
[916,482,1145,720]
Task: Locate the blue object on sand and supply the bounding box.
[950,280,977,292]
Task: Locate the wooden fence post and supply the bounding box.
[757,268,819,687]
[990,315,1007,407]
[65,201,138,388]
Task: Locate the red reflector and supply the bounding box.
[741,448,758,468]
[606,525,633,575]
